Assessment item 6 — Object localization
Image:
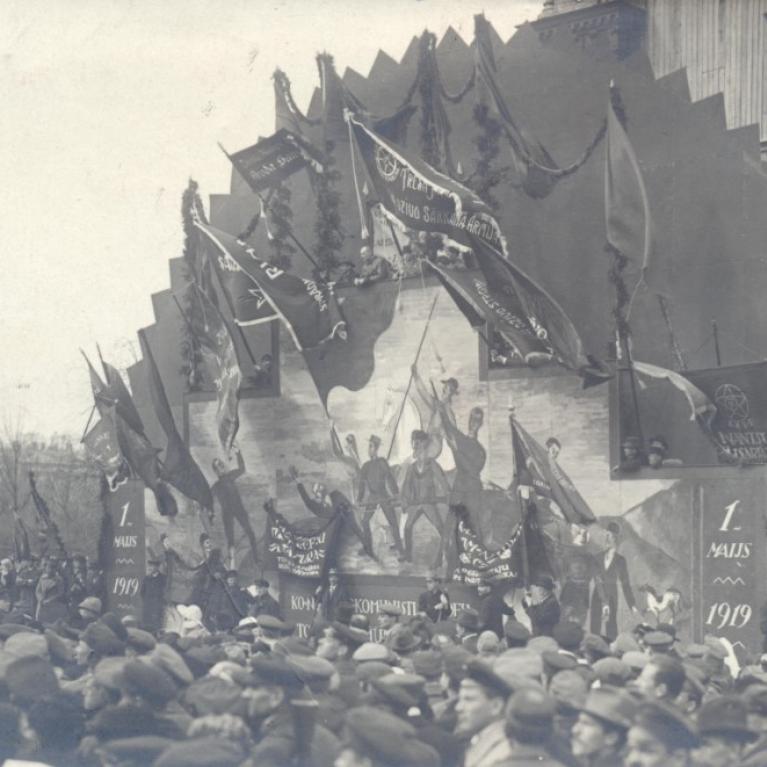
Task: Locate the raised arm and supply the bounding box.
[226,449,246,480]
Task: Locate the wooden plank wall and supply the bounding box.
[646,0,766,143]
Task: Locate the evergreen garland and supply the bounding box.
[268,181,297,270]
[417,32,441,170]
[313,141,345,277]
[179,179,205,391]
[471,102,505,209]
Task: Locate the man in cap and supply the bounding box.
[456,609,481,653]
[476,580,516,638]
[140,554,167,633]
[692,696,757,767]
[624,699,699,767]
[401,429,451,568]
[243,656,340,767]
[418,572,452,622]
[619,435,644,472]
[376,602,402,644]
[357,433,404,557]
[211,446,259,569]
[249,579,282,620]
[589,521,638,640]
[315,568,350,622]
[571,686,635,767]
[504,687,568,766]
[523,575,561,637]
[456,659,513,767]
[336,706,439,767]
[353,244,392,287]
[647,435,683,469]
[289,466,376,559]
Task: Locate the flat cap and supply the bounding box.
[331,622,368,649]
[122,660,178,706]
[44,629,74,665]
[504,620,531,645]
[183,676,242,716]
[250,655,304,689]
[355,660,395,683]
[78,596,102,616]
[126,627,157,653]
[548,669,587,711]
[345,706,439,767]
[412,649,443,678]
[148,644,194,686]
[634,699,698,749]
[464,658,512,699]
[542,650,578,673]
[703,636,729,660]
[592,657,632,686]
[4,631,49,659]
[153,737,246,767]
[505,688,556,734]
[743,684,767,716]
[182,646,227,679]
[527,636,559,655]
[352,641,392,663]
[442,645,472,681]
[457,609,480,631]
[697,696,756,740]
[288,655,336,683]
[494,648,544,681]
[578,686,636,729]
[581,633,610,659]
[93,656,130,691]
[611,632,640,656]
[622,651,649,672]
[256,614,290,632]
[552,621,584,651]
[5,655,60,703]
[379,602,403,616]
[643,631,675,648]
[83,621,126,657]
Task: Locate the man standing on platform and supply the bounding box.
[211,447,259,570]
[589,522,639,639]
[417,571,452,622]
[523,575,561,637]
[315,568,350,622]
[357,434,404,557]
[250,578,282,619]
[477,579,516,638]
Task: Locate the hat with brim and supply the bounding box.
[331,621,368,649]
[577,686,636,730]
[697,696,757,742]
[390,629,421,655]
[465,658,511,699]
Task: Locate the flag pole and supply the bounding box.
[508,406,530,588]
[712,320,722,367]
[80,404,97,444]
[385,292,440,461]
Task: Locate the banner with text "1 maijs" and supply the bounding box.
[348,115,608,384]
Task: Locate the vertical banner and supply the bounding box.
[103,479,146,619]
[697,475,767,660]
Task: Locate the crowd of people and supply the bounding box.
[0,548,766,767]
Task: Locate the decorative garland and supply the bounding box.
[313,140,345,277]
[267,181,297,270]
[470,102,505,209]
[273,69,321,127]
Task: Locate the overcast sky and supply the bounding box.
[0,0,540,438]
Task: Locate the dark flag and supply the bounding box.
[511,419,596,526]
[605,88,660,301]
[302,280,399,409]
[194,221,347,351]
[181,282,242,453]
[82,409,129,491]
[138,329,213,510]
[454,514,523,586]
[265,506,342,580]
[29,472,66,556]
[227,128,324,193]
[85,352,178,517]
[348,114,608,383]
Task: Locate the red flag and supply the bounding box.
[605,89,660,301]
[138,329,213,510]
[194,221,347,351]
[181,282,242,453]
[511,419,596,526]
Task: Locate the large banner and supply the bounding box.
[279,573,478,641]
[103,480,145,619]
[697,476,767,659]
[454,518,522,585]
[685,362,767,464]
[266,509,341,579]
